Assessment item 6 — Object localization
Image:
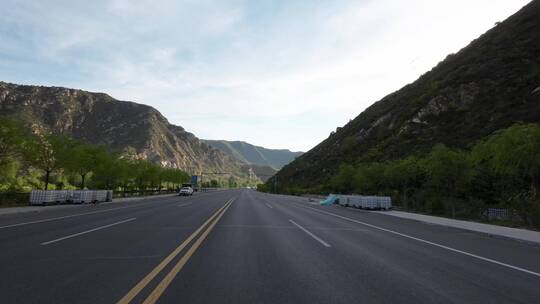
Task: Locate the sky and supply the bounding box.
[0,0,531,152]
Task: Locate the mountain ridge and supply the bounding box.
[0,81,253,183]
[203,139,303,170]
[270,0,540,191]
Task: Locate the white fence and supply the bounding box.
[30,190,113,205]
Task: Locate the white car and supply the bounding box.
[179,187,194,196]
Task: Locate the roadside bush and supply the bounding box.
[317,123,540,228]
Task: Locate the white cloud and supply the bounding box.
[0,0,531,151]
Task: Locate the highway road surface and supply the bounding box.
[1,189,539,303]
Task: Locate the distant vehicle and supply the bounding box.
[179,186,194,196]
[182,183,198,192]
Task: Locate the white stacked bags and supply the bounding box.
[30,190,113,205]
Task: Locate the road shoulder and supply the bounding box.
[373,210,540,244]
[0,193,177,216]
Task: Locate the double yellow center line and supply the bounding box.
[117,198,235,304]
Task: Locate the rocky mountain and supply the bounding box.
[270,0,540,191]
[248,164,278,183]
[203,140,303,170]
[0,82,252,182]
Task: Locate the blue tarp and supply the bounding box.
[320,194,339,206]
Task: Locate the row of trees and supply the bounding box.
[286,124,540,227]
[0,118,190,192]
[200,177,242,188]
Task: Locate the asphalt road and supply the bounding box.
[1,189,539,304]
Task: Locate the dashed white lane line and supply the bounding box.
[40,217,137,245]
[0,199,170,229]
[177,202,193,207]
[289,219,331,248]
[299,205,540,278]
[265,203,274,209]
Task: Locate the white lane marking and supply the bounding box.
[177,202,193,207]
[0,199,171,230]
[40,218,137,245]
[289,219,331,248]
[217,224,293,229]
[265,203,274,209]
[300,205,540,278]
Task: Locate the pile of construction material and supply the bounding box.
[321,194,392,210]
[29,190,113,206]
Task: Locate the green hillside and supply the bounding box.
[0,82,254,185]
[203,140,303,170]
[270,0,540,191]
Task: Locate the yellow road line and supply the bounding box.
[142,199,234,304]
[116,199,233,304]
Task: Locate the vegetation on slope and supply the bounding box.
[263,1,540,227]
[270,0,540,190]
[203,140,303,170]
[0,81,253,185]
[260,123,540,228]
[0,117,190,192]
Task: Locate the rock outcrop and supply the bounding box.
[270,0,540,190]
[0,82,251,181]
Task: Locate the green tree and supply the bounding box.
[91,153,124,190]
[210,179,219,188]
[486,124,540,193]
[0,117,28,161]
[228,176,237,188]
[384,156,425,210]
[145,163,161,189]
[159,168,174,190]
[131,160,151,190]
[352,162,386,195]
[424,144,472,218]
[331,164,356,193]
[0,159,21,191]
[24,134,69,190]
[62,141,107,189]
[472,124,540,225]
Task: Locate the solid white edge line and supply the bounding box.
[289,219,331,248]
[40,217,137,245]
[300,205,540,278]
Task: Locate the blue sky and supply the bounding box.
[0,0,530,151]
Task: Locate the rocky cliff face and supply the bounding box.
[0,82,250,179]
[271,0,540,190]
